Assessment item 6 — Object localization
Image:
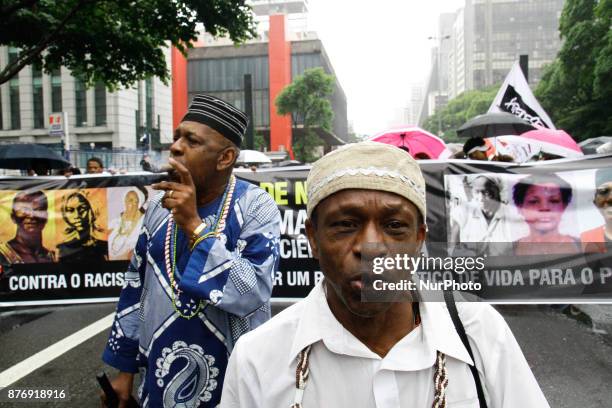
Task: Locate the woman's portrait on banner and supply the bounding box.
[107,187,147,260]
[511,174,580,255]
[55,189,108,263]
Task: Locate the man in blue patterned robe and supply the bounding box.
[102,95,281,407]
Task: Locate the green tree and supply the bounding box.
[253,132,267,151]
[535,0,612,141]
[0,0,255,87]
[423,86,498,142]
[275,67,335,163]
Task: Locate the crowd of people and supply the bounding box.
[94,94,555,408]
[1,93,609,407]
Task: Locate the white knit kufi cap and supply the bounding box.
[306,141,427,220]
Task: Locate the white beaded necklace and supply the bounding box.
[163,175,236,319]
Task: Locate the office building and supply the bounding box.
[449,0,564,99]
[419,13,455,126]
[172,0,348,155]
[0,47,173,151]
[420,0,564,125]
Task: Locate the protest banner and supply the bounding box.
[0,155,610,306]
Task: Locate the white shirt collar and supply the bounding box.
[289,280,474,370]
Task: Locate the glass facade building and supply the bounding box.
[422,0,565,122]
[470,0,564,89]
[187,39,348,145]
[189,55,270,128]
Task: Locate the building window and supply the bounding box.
[8,47,20,130]
[75,79,87,127]
[51,68,62,112]
[145,77,153,130]
[32,62,44,128]
[9,79,20,130]
[94,82,106,126]
[8,47,19,65]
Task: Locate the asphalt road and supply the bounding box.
[1,303,611,407]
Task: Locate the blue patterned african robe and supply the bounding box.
[102,179,281,407]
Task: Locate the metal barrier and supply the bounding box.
[68,149,168,173]
[0,148,169,175]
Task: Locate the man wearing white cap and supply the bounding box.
[220,141,548,407]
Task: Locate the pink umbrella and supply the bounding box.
[519,128,583,158]
[370,127,452,159]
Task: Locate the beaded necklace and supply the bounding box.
[164,175,236,319]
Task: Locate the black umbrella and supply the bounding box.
[457,112,537,138]
[0,144,70,170]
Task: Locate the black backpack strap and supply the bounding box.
[443,290,488,408]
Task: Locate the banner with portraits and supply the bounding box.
[0,155,610,306]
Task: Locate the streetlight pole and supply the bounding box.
[428,35,450,137]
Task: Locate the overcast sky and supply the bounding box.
[307,0,464,136]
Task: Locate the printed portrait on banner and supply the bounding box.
[0,190,58,266]
[575,168,612,252]
[54,189,109,263]
[445,172,586,256]
[107,187,151,260]
[510,173,582,255]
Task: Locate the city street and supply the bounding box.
[1,0,611,407]
[0,303,611,407]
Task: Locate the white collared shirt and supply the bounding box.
[220,281,549,408]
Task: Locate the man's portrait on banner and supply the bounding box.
[579,168,612,253]
[0,190,57,265]
[447,173,525,255]
[55,189,109,263]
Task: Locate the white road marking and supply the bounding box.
[0,312,115,387]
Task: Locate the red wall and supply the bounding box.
[171,47,188,130]
[171,24,293,156]
[268,14,293,157]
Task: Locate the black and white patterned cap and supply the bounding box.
[181,94,248,147]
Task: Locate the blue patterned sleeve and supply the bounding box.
[101,223,149,373]
[179,187,280,318]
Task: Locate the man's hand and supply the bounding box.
[152,158,202,236]
[99,372,134,408]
